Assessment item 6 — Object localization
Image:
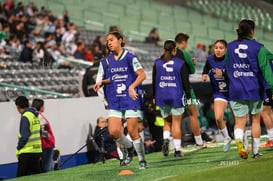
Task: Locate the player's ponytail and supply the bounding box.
[236,19,255,41]
[160,40,176,62]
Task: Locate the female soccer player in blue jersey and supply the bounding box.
[93,31,147,169]
[202,39,232,152]
[152,40,191,157]
[226,19,273,159]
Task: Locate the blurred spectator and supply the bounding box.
[208,44,214,55]
[0,45,9,58]
[34,13,44,35]
[54,25,63,44]
[44,32,54,48]
[82,66,97,97]
[94,117,119,161]
[143,127,155,154]
[58,17,66,34]
[14,21,26,41]
[47,10,56,23]
[73,40,86,60]
[83,44,94,62]
[145,27,161,45]
[26,15,37,35]
[63,9,70,27]
[143,98,163,152]
[15,96,42,177]
[33,41,45,64]
[194,43,208,62]
[25,2,34,17]
[0,0,93,69]
[7,13,16,34]
[62,22,77,54]
[3,0,15,17]
[50,43,72,69]
[91,36,107,60]
[39,6,47,17]
[15,2,24,17]
[90,42,104,64]
[42,14,54,33]
[0,6,5,22]
[8,34,22,53]
[33,40,55,67]
[65,22,77,39]
[31,98,55,172]
[93,35,106,54]
[19,39,33,63]
[4,0,15,9]
[0,22,9,41]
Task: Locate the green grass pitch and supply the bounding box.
[9,141,273,181]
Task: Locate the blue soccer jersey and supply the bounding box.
[207,54,228,100]
[101,50,143,110]
[227,39,264,101]
[154,57,185,107]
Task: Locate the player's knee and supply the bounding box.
[215,115,223,123]
[109,130,121,139]
[129,134,139,140]
[127,131,139,140]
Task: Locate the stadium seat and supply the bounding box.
[1,0,272,101]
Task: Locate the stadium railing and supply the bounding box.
[0,82,72,100]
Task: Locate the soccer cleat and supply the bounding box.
[162,139,169,156]
[139,160,147,169]
[174,150,184,157]
[260,140,273,148]
[236,139,248,159]
[223,137,232,152]
[252,153,263,159]
[119,159,127,166]
[196,142,207,149]
[124,145,134,165]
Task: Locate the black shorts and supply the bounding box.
[263,90,273,107]
[263,97,273,107]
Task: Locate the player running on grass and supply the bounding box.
[226,19,273,159]
[93,31,147,169]
[153,40,191,157]
[202,39,232,152]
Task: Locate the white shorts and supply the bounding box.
[159,106,184,118]
[108,109,142,119]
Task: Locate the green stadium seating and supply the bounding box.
[19,0,273,51]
